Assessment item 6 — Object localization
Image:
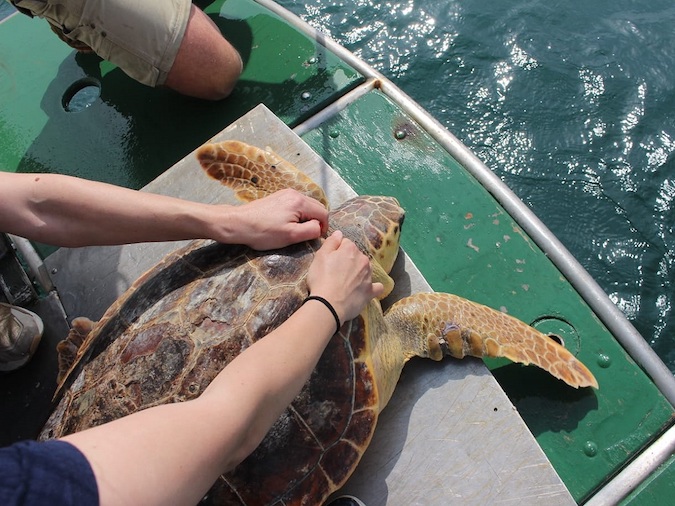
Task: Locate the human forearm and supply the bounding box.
[0,173,228,247]
[0,172,327,249]
[199,301,338,466]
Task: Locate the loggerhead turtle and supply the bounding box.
[40,141,597,505]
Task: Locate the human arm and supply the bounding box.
[0,172,327,249]
[62,231,383,506]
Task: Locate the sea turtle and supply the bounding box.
[40,140,597,505]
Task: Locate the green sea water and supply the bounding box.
[278,0,675,374]
[0,3,11,20]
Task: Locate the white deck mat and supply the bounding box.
[45,104,574,505]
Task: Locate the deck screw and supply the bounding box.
[583,441,598,457]
[597,353,612,368]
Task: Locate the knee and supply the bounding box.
[200,52,243,101]
[164,45,243,101]
[163,5,244,101]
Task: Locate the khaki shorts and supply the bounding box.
[12,0,192,87]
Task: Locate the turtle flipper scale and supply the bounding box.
[196,140,329,207]
[385,292,598,389]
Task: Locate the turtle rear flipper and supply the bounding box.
[385,292,598,389]
[56,317,96,385]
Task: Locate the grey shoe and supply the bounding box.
[0,303,44,371]
[326,496,366,506]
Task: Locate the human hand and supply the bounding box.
[306,231,384,324]
[228,189,328,250]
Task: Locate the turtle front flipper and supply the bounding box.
[384,292,598,389]
[196,140,329,207]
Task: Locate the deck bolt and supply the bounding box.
[308,57,318,64]
[597,353,612,368]
[583,441,598,457]
[395,130,406,140]
[329,130,340,138]
[51,268,58,274]
[301,91,311,100]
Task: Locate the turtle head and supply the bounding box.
[328,196,405,297]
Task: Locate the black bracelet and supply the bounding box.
[302,295,341,334]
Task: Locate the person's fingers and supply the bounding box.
[288,220,323,243]
[320,230,343,253]
[371,282,385,299]
[298,196,329,235]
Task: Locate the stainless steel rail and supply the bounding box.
[585,425,675,505]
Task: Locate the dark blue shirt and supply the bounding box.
[0,439,98,505]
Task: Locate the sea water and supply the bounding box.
[0,2,11,20]
[278,0,675,374]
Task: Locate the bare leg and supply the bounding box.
[164,5,243,100]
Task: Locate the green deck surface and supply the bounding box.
[300,90,675,502]
[0,0,362,189]
[1,0,674,503]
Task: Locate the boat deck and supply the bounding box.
[1,0,674,503]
